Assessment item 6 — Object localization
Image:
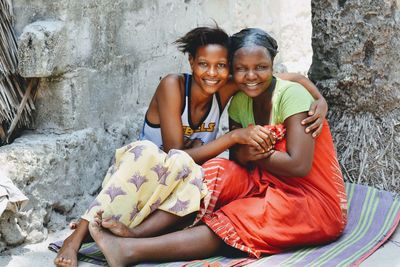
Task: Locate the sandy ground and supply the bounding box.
[1,225,400,267]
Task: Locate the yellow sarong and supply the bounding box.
[82,140,207,228]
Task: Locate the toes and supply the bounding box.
[54,257,61,265]
[57,257,67,267]
[95,210,104,218]
[94,217,102,226]
[101,219,114,228]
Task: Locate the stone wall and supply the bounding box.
[309,0,400,191]
[0,0,312,249]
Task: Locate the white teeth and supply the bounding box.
[205,80,218,85]
[246,83,258,87]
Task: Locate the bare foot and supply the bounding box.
[92,209,135,237]
[89,221,135,267]
[54,237,79,267]
[101,218,136,237]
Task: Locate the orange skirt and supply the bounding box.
[197,122,347,257]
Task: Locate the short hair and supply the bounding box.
[174,26,230,57]
[229,28,278,63]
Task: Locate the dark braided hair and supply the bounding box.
[229,28,278,64]
[174,26,230,57]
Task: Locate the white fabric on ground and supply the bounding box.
[0,169,28,217]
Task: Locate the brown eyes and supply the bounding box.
[256,65,268,70]
[198,62,227,69]
[217,63,227,68]
[235,65,269,72]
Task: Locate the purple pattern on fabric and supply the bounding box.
[175,165,192,181]
[87,199,101,213]
[104,185,127,202]
[149,198,162,213]
[129,145,145,161]
[110,214,122,221]
[130,202,141,221]
[169,198,190,213]
[151,164,170,185]
[128,172,148,191]
[190,176,204,191]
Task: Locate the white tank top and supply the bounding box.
[140,73,222,150]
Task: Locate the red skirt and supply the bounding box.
[197,122,347,257]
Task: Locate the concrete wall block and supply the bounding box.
[132,54,188,107]
[33,70,92,131]
[33,60,142,131]
[0,124,136,246]
[18,20,66,77]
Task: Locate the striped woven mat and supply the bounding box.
[49,182,400,266]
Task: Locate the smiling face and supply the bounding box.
[232,45,273,98]
[189,44,229,95]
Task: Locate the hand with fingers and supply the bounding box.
[231,124,276,153]
[183,137,204,149]
[233,143,275,166]
[301,97,328,138]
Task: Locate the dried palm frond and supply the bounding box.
[0,0,37,145]
[330,110,400,193]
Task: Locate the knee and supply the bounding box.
[125,140,163,160]
[319,216,346,243]
[329,217,346,239]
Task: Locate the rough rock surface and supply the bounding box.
[0,121,142,247]
[309,0,400,191]
[18,20,66,77]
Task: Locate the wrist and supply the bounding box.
[228,130,238,145]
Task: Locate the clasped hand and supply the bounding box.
[231,125,276,166]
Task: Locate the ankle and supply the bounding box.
[63,234,83,251]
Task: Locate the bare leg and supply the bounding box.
[101,209,195,238]
[89,221,223,267]
[54,219,91,267]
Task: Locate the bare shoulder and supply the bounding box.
[156,74,184,96]
[158,73,181,89]
[155,74,185,109]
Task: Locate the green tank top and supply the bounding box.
[228,77,314,127]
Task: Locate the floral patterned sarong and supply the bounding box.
[82,140,207,228]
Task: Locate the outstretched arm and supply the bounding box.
[275,73,328,137]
